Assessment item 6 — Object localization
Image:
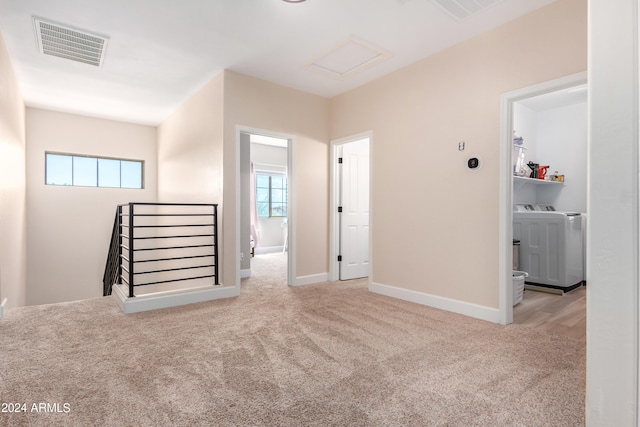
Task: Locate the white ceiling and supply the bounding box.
[0,0,557,126]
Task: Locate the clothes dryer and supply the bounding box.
[513,204,584,292]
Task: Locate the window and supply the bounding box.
[256,173,287,218]
[45,153,143,189]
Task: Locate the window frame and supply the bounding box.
[256,171,288,218]
[45,152,145,189]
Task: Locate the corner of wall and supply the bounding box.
[0,29,27,309]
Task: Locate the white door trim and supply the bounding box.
[235,125,296,286]
[329,131,373,283]
[498,71,587,325]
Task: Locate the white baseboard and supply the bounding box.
[0,298,7,320]
[292,273,328,287]
[255,246,284,255]
[370,281,500,324]
[240,269,251,279]
[112,284,239,314]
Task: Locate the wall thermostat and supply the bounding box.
[467,156,481,170]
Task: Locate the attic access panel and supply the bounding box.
[431,0,505,20]
[305,36,392,80]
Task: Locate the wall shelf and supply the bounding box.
[514,176,564,185]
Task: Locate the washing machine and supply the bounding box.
[513,204,584,292]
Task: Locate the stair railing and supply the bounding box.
[103,205,122,297]
[103,203,219,297]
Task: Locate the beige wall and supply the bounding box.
[223,71,330,285]
[157,73,224,204]
[157,72,225,282]
[0,30,26,309]
[330,0,587,308]
[26,108,157,305]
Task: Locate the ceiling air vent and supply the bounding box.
[431,0,505,20]
[33,18,109,67]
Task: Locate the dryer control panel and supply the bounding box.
[514,204,536,212]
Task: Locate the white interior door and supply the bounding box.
[339,138,369,280]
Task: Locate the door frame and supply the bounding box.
[329,131,373,282]
[236,125,296,286]
[498,71,587,324]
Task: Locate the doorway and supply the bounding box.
[330,132,372,282]
[499,72,587,325]
[237,126,295,288]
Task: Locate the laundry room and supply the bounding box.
[511,84,587,328]
[513,85,588,213]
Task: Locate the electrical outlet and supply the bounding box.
[240,252,244,261]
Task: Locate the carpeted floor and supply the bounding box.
[242,252,289,292]
[0,255,585,426]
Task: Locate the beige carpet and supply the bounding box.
[242,252,289,292]
[1,255,584,426]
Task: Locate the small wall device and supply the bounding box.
[467,156,480,170]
